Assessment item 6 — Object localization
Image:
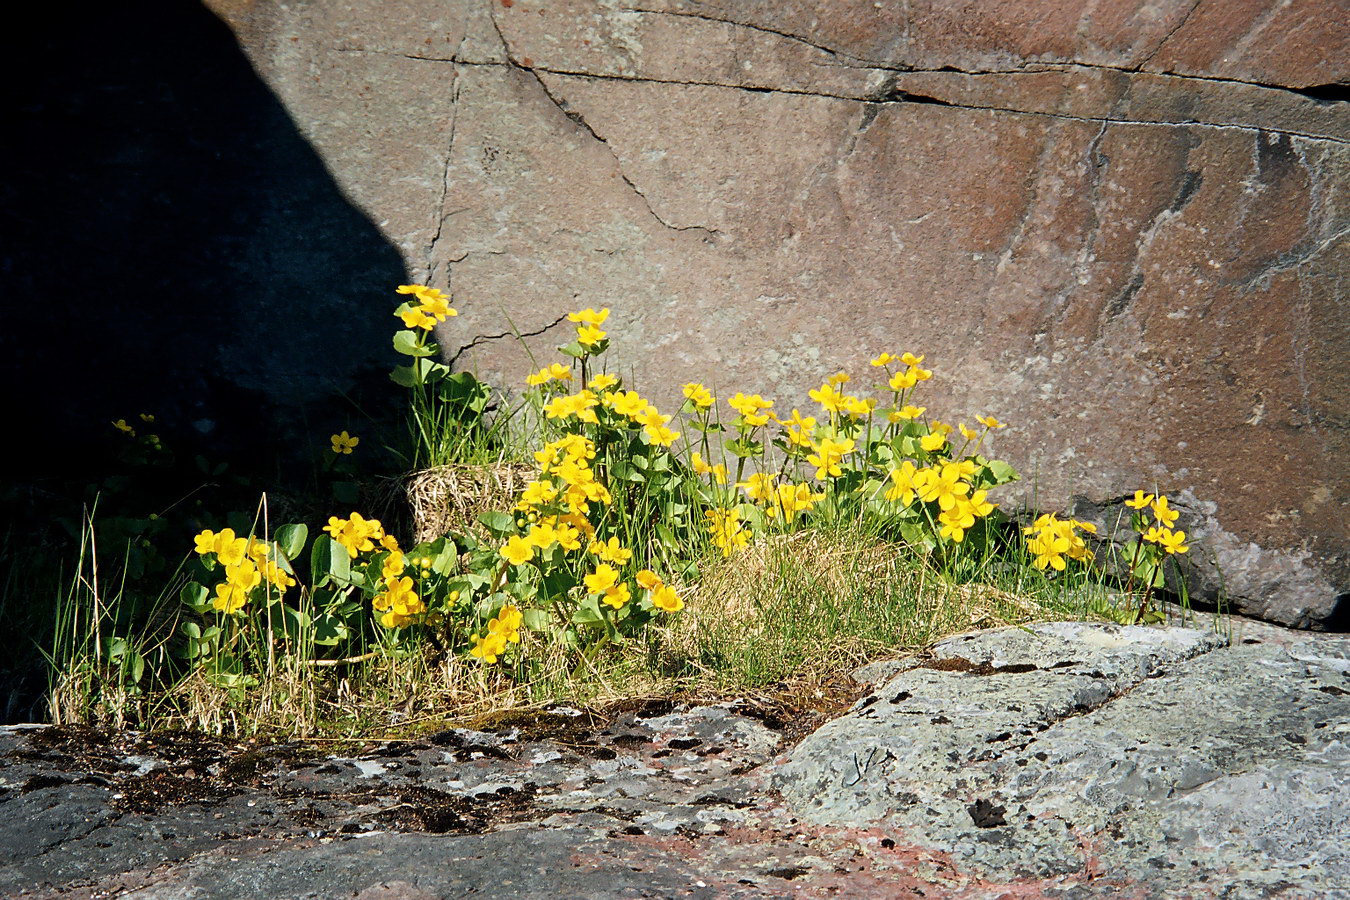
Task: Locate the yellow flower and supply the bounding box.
[112,419,136,436]
[841,395,875,418]
[212,583,249,614]
[416,291,456,322]
[692,452,728,484]
[636,569,662,590]
[261,560,296,590]
[1158,528,1189,554]
[870,353,897,367]
[470,631,508,664]
[728,392,773,426]
[568,307,610,326]
[958,423,979,442]
[489,605,523,643]
[1151,495,1179,528]
[651,584,683,612]
[918,463,971,511]
[601,584,631,609]
[577,324,607,346]
[527,521,557,549]
[588,373,618,390]
[806,436,855,480]
[193,529,218,556]
[919,430,948,453]
[517,480,558,510]
[214,531,248,567]
[139,413,155,423]
[644,423,679,447]
[589,537,632,565]
[682,382,714,408]
[892,404,926,421]
[888,369,918,392]
[560,512,596,540]
[1125,490,1155,510]
[554,523,583,551]
[808,382,847,414]
[827,371,850,386]
[777,408,817,448]
[323,513,381,558]
[885,461,919,506]
[225,559,262,591]
[382,550,406,581]
[967,489,996,518]
[736,472,776,503]
[330,430,359,454]
[705,508,750,556]
[584,564,620,594]
[767,482,823,523]
[501,535,535,566]
[397,307,436,330]
[527,363,573,386]
[380,533,401,552]
[976,415,1006,429]
[608,390,649,418]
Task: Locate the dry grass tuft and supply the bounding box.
[402,462,534,544]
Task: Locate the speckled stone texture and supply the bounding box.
[773,622,1350,897]
[3,625,1347,898]
[197,0,1350,629]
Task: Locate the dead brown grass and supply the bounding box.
[401,462,535,544]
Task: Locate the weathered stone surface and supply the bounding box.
[4,625,1348,898]
[200,0,1348,628]
[773,622,1350,897]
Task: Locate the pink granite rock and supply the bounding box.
[207,0,1348,628]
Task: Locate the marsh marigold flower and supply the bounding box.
[501,535,535,566]
[1125,490,1155,510]
[728,392,773,426]
[682,382,714,408]
[330,430,359,454]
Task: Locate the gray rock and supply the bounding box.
[774,622,1350,897]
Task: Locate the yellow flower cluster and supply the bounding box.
[193,528,296,614]
[1023,514,1097,571]
[705,507,750,556]
[470,604,523,663]
[395,284,457,331]
[568,307,609,347]
[323,512,388,559]
[539,381,679,448]
[370,539,429,628]
[884,460,998,543]
[1127,491,1189,554]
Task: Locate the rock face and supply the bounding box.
[3,624,1347,898]
[773,622,1350,896]
[197,0,1347,628]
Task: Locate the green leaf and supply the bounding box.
[393,329,437,357]
[440,372,491,414]
[127,651,145,685]
[390,358,447,387]
[984,459,1019,486]
[558,341,587,359]
[572,596,605,625]
[521,608,550,631]
[311,536,351,587]
[180,582,210,612]
[725,439,763,458]
[478,510,516,537]
[312,611,350,646]
[276,524,308,560]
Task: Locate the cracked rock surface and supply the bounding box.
[205,0,1350,627]
[774,621,1350,897]
[4,623,1348,898]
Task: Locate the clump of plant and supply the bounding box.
[48,282,1208,736]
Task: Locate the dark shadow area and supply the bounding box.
[0,0,409,721]
[0,0,407,480]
